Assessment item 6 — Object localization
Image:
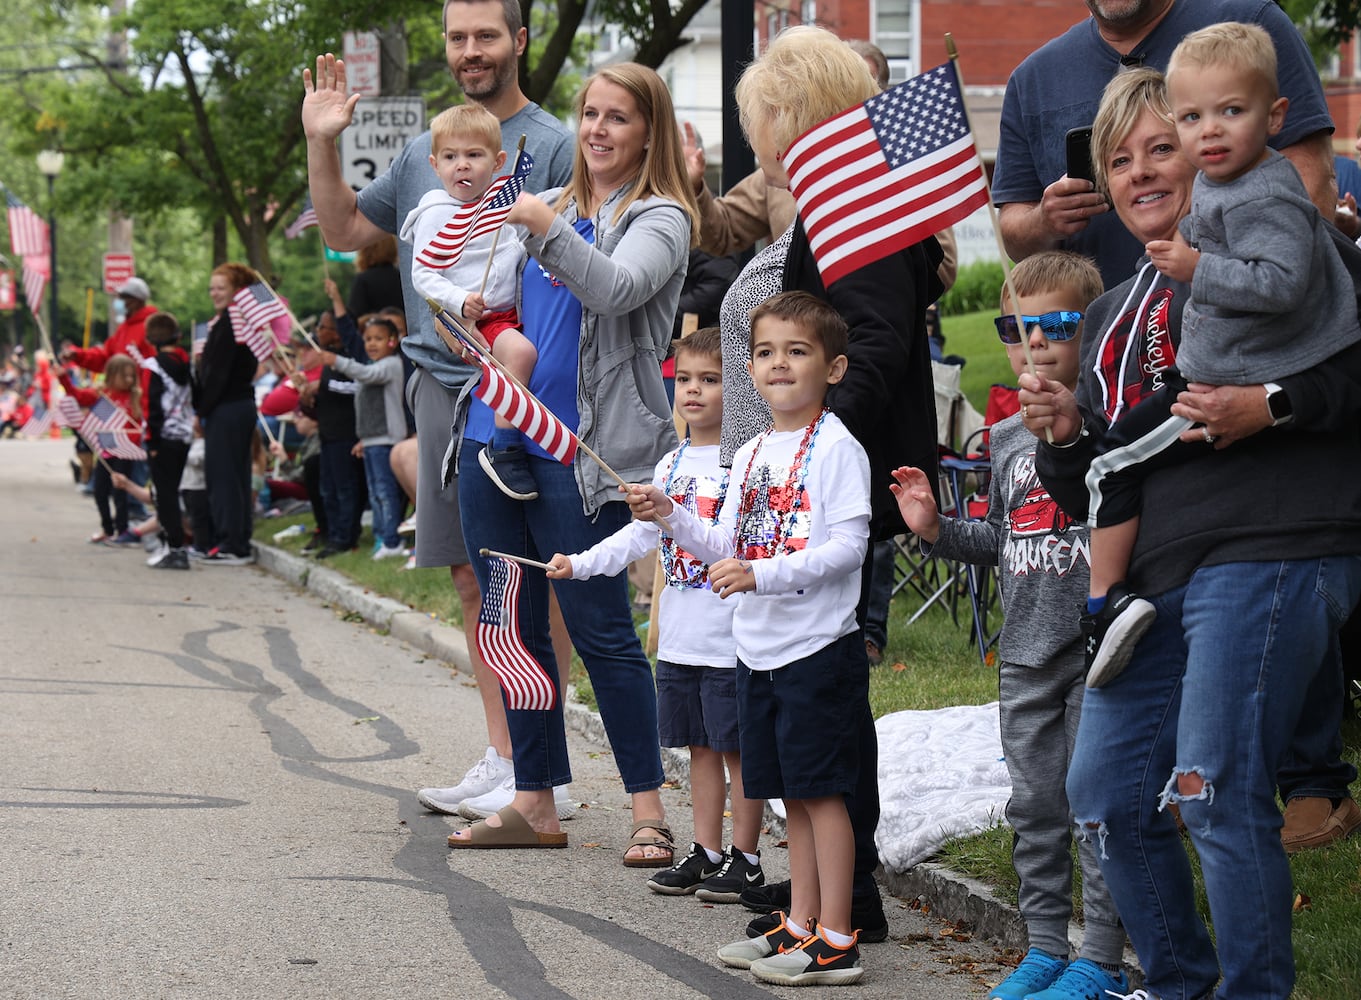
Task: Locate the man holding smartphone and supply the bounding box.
[993,0,1333,288]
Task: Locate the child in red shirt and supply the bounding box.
[58,354,144,544]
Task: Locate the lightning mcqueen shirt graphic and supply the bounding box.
[926,415,1090,668]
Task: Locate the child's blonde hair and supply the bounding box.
[104,354,139,386]
[1168,22,1278,99]
[1000,252,1104,313]
[429,103,503,153]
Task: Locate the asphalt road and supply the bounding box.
[1,438,1003,999]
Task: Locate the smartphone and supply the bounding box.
[1065,126,1095,184]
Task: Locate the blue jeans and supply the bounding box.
[1067,556,1361,1000]
[459,446,664,793]
[362,444,403,549]
[1275,640,1357,800]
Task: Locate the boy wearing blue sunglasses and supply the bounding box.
[893,252,1134,1000]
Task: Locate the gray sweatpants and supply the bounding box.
[1000,648,1125,963]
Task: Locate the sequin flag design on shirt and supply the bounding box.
[471,360,578,465]
[475,555,556,711]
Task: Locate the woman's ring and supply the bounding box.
[1021,404,1029,419]
[1202,426,1216,444]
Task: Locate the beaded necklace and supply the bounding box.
[659,439,729,590]
[735,407,828,560]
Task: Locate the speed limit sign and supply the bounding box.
[339,97,426,191]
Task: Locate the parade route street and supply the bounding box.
[1,439,999,998]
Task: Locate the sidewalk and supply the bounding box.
[252,539,1036,954]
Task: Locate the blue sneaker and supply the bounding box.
[1025,958,1128,1000]
[989,948,1067,999]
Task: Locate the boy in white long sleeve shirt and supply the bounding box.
[628,292,871,987]
[399,103,536,501]
[548,328,765,901]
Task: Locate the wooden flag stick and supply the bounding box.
[946,32,1051,443]
[478,547,554,572]
[477,134,527,298]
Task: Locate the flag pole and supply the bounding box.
[479,547,553,572]
[426,299,674,532]
[477,134,527,298]
[946,33,1051,443]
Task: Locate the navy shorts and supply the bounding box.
[736,631,869,800]
[656,661,741,752]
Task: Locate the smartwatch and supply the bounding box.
[1264,382,1293,427]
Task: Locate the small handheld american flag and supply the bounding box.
[472,361,578,466]
[417,149,535,271]
[475,555,557,711]
[228,282,287,361]
[284,196,319,239]
[96,429,147,461]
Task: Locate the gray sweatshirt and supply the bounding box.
[1177,149,1361,382]
[330,354,405,447]
[925,415,1089,668]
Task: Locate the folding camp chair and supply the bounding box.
[939,428,1002,662]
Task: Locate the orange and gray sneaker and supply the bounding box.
[749,924,863,986]
[717,912,813,970]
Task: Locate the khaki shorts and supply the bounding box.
[405,366,468,568]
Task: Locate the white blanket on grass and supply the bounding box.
[874,701,1012,872]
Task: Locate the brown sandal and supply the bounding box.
[447,805,567,849]
[622,818,674,868]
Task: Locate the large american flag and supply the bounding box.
[475,555,557,711]
[96,428,147,460]
[228,282,287,361]
[417,150,535,270]
[472,360,578,465]
[783,61,989,287]
[5,188,48,257]
[284,196,319,239]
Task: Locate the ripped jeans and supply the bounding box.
[1067,556,1361,1000]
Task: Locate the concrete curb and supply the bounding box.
[251,538,1032,952]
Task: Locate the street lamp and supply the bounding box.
[36,150,64,343]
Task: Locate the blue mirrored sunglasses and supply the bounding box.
[993,310,1084,345]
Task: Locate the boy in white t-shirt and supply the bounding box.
[547,328,765,901]
[399,103,536,501]
[628,291,872,987]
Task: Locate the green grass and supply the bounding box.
[261,326,1360,996]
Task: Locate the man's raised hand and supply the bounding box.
[302,54,362,142]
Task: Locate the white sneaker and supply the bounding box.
[457,773,578,821]
[397,515,417,535]
[372,543,407,561]
[416,746,513,815]
[145,540,169,566]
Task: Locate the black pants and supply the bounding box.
[302,451,327,540]
[150,439,190,549]
[92,457,134,536]
[182,489,213,553]
[203,398,256,557]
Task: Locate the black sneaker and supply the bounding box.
[695,845,763,902]
[749,925,863,986]
[202,549,254,566]
[301,532,325,553]
[151,547,190,570]
[646,842,723,895]
[1081,583,1156,689]
[746,894,889,944]
[741,877,792,914]
[478,443,539,501]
